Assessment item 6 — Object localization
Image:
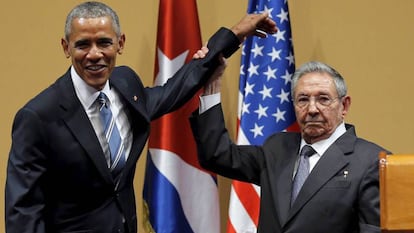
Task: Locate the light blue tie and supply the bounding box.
[291,145,315,206]
[97,92,125,177]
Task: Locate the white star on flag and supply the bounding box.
[154,49,188,86]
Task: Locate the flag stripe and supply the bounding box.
[143,154,193,232]
[149,148,220,233]
[232,181,260,225]
[227,221,237,233]
[228,186,257,233]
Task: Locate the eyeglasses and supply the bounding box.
[293,95,340,108]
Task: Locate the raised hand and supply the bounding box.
[231,11,278,42]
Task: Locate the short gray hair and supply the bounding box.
[291,61,347,98]
[64,1,121,41]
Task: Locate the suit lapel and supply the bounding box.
[58,73,114,185]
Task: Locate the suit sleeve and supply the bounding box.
[6,108,47,233]
[358,158,381,233]
[189,104,264,185]
[144,27,240,120]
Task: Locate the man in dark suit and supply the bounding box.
[5,2,277,233]
[190,60,389,233]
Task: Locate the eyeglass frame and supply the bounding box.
[292,95,343,108]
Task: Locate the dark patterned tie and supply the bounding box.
[97,92,126,177]
[291,145,315,206]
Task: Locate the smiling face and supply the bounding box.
[61,16,125,90]
[293,72,351,144]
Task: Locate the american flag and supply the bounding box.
[227,0,298,232]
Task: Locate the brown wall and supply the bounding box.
[1,0,413,232]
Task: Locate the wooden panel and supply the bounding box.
[380,152,414,231]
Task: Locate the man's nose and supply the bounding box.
[307,99,319,113]
[87,46,103,58]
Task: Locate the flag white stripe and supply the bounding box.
[228,186,257,233]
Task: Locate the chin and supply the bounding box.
[86,81,106,90]
[304,128,325,137]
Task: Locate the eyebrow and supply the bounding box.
[97,38,113,43]
[74,39,90,47]
[73,37,114,47]
[297,91,332,96]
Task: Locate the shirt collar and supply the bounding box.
[70,66,111,110]
[300,122,347,156]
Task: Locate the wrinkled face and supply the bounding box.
[293,72,351,144]
[61,16,125,90]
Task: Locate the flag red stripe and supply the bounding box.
[226,219,237,233]
[233,181,260,225]
[154,0,201,75]
[286,122,300,132]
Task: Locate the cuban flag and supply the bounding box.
[227,0,299,232]
[142,0,220,233]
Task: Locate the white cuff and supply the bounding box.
[199,93,221,114]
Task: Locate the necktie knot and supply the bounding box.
[300,145,315,158]
[97,92,109,111]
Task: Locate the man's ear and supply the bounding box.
[61,38,70,58]
[117,34,126,55]
[342,95,351,118]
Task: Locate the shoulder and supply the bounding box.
[111,66,144,87]
[345,124,389,153]
[112,66,139,78]
[354,137,390,155]
[14,82,63,126]
[24,74,69,112]
[16,69,76,121]
[339,124,390,166]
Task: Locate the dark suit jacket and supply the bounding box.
[190,104,389,233]
[5,28,240,233]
